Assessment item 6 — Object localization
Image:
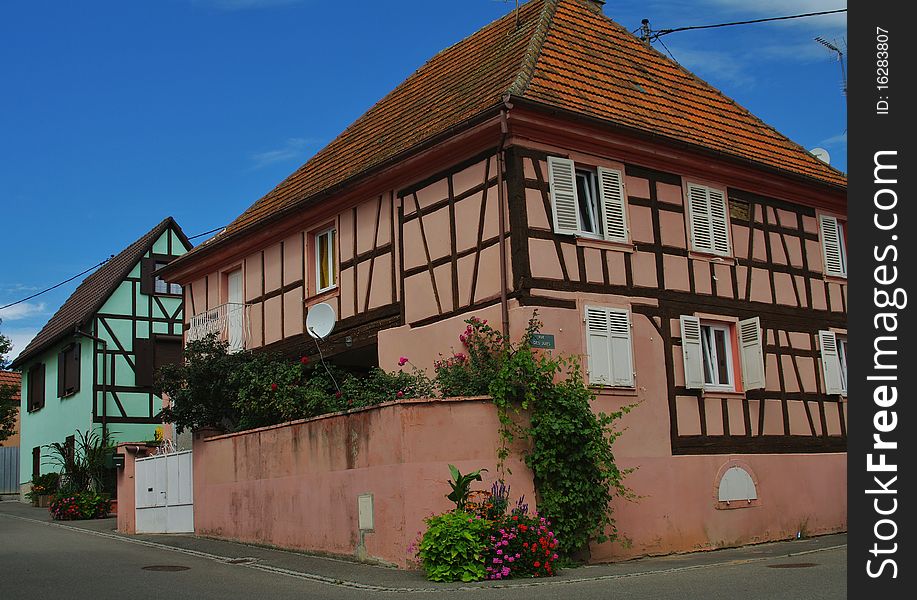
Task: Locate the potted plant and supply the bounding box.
[26,472,60,507]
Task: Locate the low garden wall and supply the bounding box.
[191,397,535,567]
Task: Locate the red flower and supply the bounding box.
[534,561,540,568]
[300,356,310,365]
[396,391,404,398]
[270,383,278,391]
[335,391,343,398]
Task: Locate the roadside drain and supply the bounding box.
[142,565,191,572]
[766,563,818,569]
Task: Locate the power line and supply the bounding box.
[645,8,847,42]
[0,225,225,312]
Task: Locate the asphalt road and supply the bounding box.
[0,505,846,600]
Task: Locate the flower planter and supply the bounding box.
[38,495,51,508]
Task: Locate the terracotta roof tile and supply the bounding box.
[176,0,845,266]
[0,371,21,402]
[9,218,191,369]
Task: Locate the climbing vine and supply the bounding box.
[448,314,636,558]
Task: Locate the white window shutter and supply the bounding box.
[607,308,635,386]
[708,188,731,255]
[585,307,612,385]
[680,315,705,389]
[687,184,712,253]
[597,167,628,243]
[819,215,845,277]
[819,330,844,394]
[548,156,580,235]
[738,317,766,390]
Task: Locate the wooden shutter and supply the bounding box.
[597,167,628,243]
[32,447,40,481]
[57,350,67,398]
[67,343,81,395]
[134,338,154,387]
[607,308,634,386]
[28,364,45,411]
[680,315,705,389]
[154,337,183,373]
[548,156,580,235]
[585,307,612,385]
[818,330,844,395]
[819,215,845,277]
[708,188,731,255]
[140,257,155,295]
[738,317,765,390]
[687,184,712,252]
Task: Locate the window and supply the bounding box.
[154,261,182,295]
[681,316,765,392]
[701,323,734,389]
[686,183,731,256]
[315,228,337,293]
[57,343,81,398]
[819,330,847,395]
[27,363,45,412]
[134,335,183,388]
[548,156,628,243]
[141,255,181,296]
[584,306,634,387]
[819,215,847,278]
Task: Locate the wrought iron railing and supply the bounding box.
[186,302,251,353]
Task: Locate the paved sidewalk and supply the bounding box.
[0,500,846,592]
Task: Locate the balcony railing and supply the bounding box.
[187,302,251,353]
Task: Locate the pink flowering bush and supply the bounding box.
[434,317,503,397]
[484,511,560,580]
[49,492,111,521]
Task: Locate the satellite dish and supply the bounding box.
[306,302,336,339]
[809,147,831,165]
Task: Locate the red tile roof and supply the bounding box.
[9,218,191,369]
[0,371,20,402]
[174,0,845,266]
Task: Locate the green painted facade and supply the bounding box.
[19,226,188,485]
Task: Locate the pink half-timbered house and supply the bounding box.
[161,0,846,560]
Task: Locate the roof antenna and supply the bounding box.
[815,37,847,104]
[639,19,653,46]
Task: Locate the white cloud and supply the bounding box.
[0,302,47,321]
[819,132,847,148]
[250,137,321,169]
[2,328,38,362]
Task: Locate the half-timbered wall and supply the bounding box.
[509,145,846,456]
[398,151,508,327]
[93,226,187,441]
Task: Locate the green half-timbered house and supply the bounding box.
[11,217,191,494]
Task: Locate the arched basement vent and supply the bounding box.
[718,466,758,502]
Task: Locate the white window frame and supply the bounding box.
[686,182,731,256]
[548,156,629,244]
[700,322,735,391]
[584,306,635,388]
[154,261,182,295]
[837,335,848,396]
[819,214,847,278]
[315,227,337,294]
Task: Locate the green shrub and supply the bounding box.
[418,511,491,582]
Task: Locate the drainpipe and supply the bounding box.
[497,101,512,339]
[74,328,108,442]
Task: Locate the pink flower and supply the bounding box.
[396,391,404,398]
[398,356,409,366]
[335,391,342,399]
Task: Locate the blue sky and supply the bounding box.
[0,0,847,361]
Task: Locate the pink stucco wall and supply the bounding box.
[116,442,160,534]
[191,397,535,567]
[188,394,845,567]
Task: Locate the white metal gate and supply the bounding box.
[135,450,194,533]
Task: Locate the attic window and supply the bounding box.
[141,255,181,296]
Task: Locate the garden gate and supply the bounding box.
[134,450,193,533]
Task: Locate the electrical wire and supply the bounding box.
[0,225,225,311]
[653,8,847,39]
